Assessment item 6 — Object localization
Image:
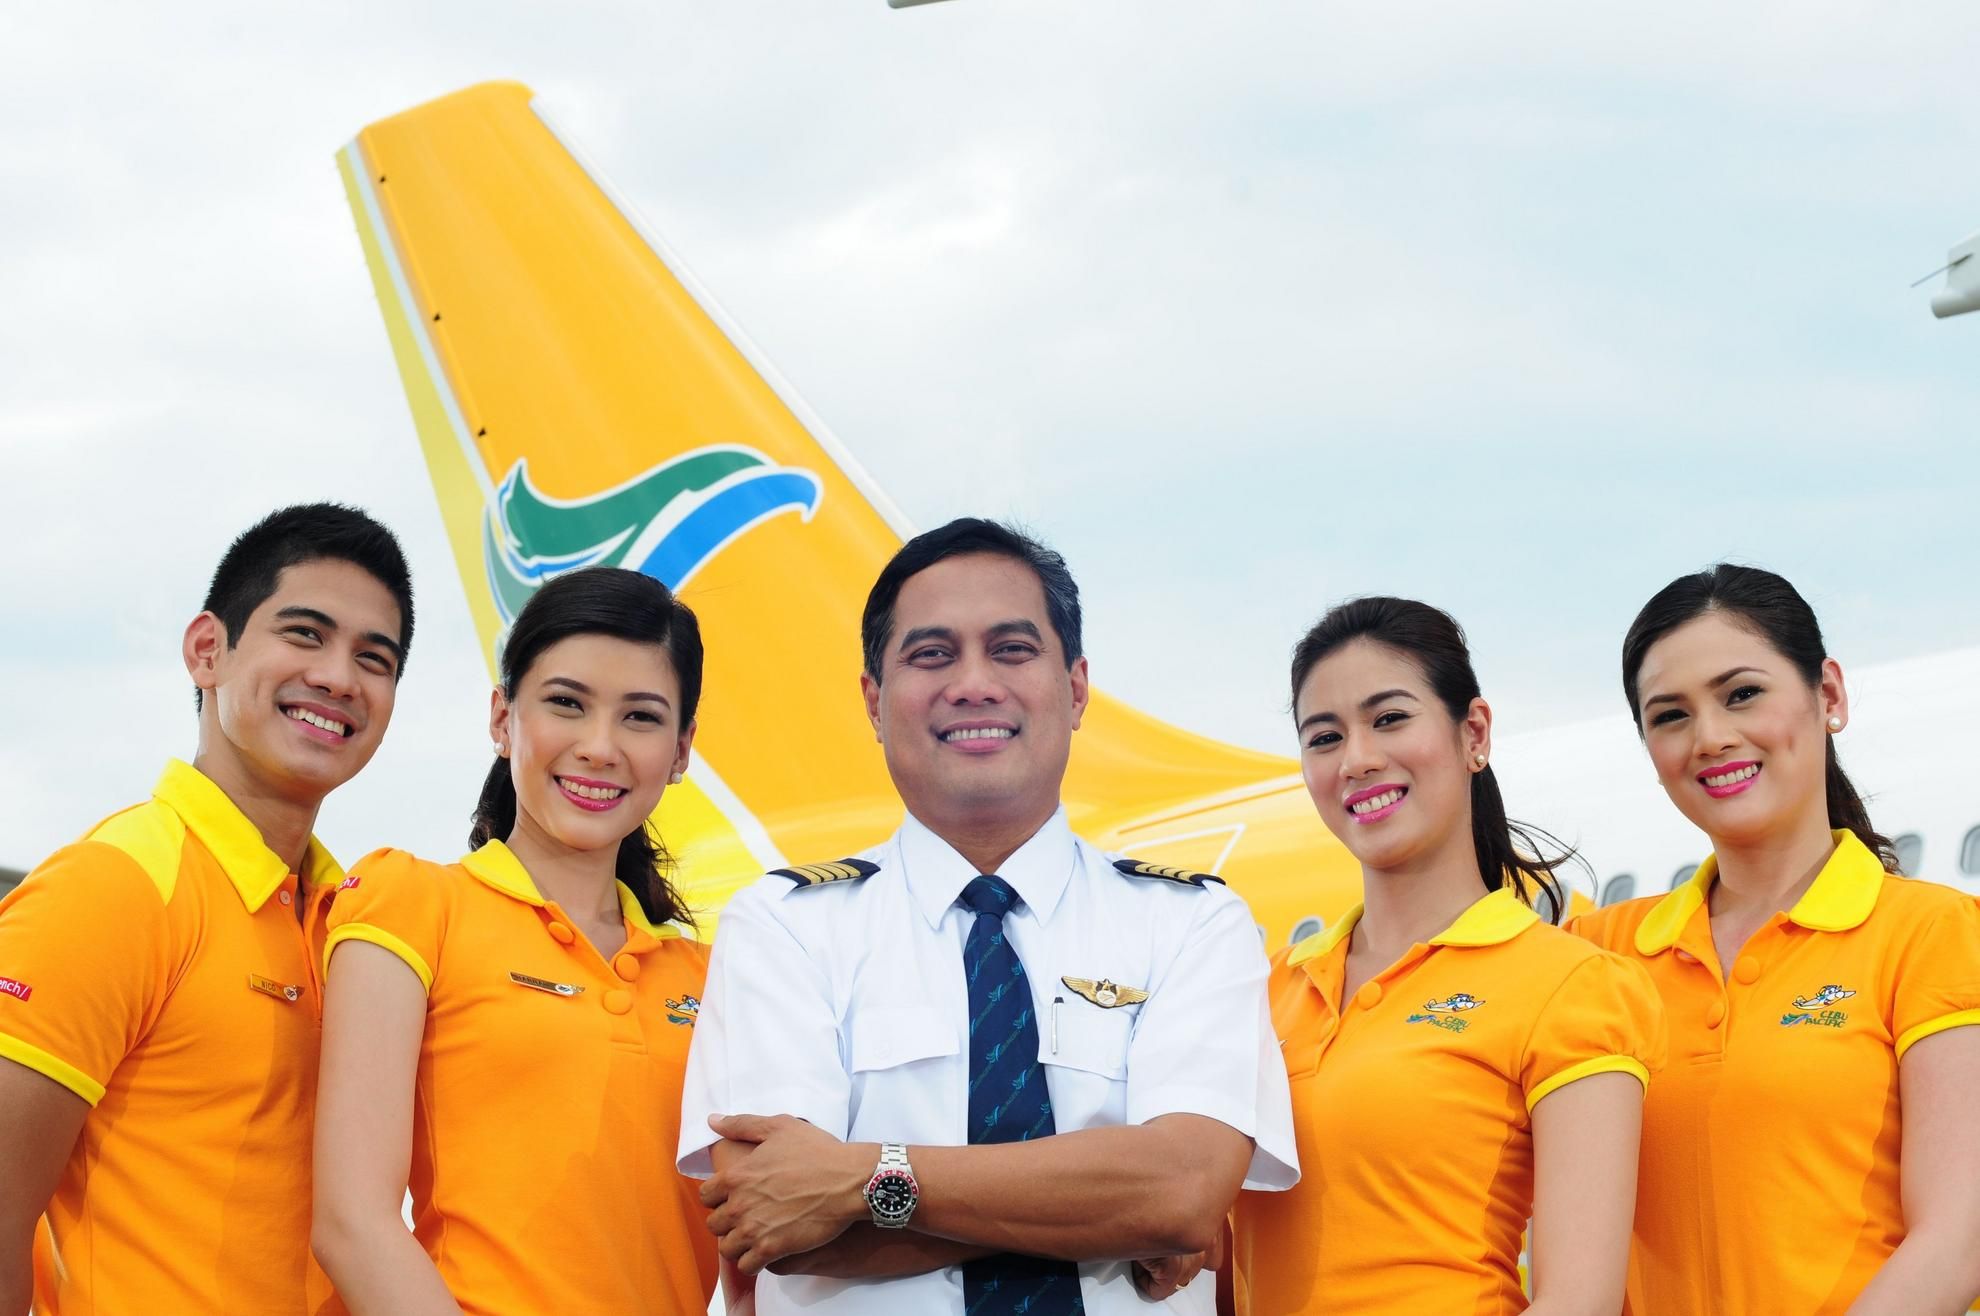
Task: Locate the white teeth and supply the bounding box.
[286,707,350,736]
[943,727,1014,742]
[1702,764,1760,788]
[1351,788,1404,815]
[558,778,626,801]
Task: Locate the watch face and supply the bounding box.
[866,1169,918,1219]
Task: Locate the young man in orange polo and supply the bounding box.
[0,503,414,1316]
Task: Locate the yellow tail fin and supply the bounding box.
[339,82,1347,931]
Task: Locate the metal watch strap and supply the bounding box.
[877,1142,911,1173]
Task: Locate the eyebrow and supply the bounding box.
[275,606,405,665]
[1641,665,1766,710]
[1296,688,1419,732]
[541,675,672,707]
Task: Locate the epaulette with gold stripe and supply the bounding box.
[1112,859,1224,888]
[772,858,880,888]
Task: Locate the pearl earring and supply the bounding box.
[1827,716,1842,732]
[669,770,684,784]
[1473,753,1487,768]
[492,741,506,756]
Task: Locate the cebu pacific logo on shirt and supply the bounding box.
[1407,992,1484,1033]
[482,446,823,623]
[665,994,700,1027]
[1780,983,1855,1029]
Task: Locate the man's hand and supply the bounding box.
[1132,1252,1205,1301]
[702,1114,876,1274]
[1132,1220,1224,1301]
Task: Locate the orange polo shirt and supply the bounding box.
[1570,831,1980,1315]
[322,843,718,1316]
[0,760,341,1316]
[1232,886,1664,1315]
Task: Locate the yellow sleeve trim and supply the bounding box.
[0,1032,107,1106]
[1896,1007,1980,1061]
[323,924,434,993]
[1526,1054,1650,1113]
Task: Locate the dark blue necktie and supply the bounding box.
[958,875,1084,1316]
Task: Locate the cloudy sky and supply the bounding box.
[4,1,1977,870]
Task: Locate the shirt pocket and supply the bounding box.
[1042,1003,1133,1081]
[848,1006,959,1074]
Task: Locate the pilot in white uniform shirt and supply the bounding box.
[679,806,1298,1315]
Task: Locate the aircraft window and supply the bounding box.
[1289,916,1324,946]
[1670,864,1698,891]
[1894,833,1923,876]
[1962,827,1980,876]
[1600,874,1636,906]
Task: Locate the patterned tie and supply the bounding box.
[958,874,1085,1316]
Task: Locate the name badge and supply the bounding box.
[510,971,584,997]
[248,974,302,1003]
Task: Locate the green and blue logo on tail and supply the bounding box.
[482,445,822,622]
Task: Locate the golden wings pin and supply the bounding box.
[1061,976,1149,1009]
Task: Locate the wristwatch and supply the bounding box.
[862,1142,919,1229]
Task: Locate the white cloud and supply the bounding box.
[3,0,1977,869]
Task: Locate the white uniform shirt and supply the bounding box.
[679,807,1298,1315]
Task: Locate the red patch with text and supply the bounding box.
[0,976,32,1002]
[337,876,361,891]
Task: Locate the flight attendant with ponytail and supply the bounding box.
[1571,565,1980,1315]
[1229,598,1663,1315]
[309,567,719,1316]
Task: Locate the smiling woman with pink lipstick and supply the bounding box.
[1228,597,1662,1316]
[1568,565,1980,1316]
[310,568,719,1316]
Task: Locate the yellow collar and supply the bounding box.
[155,760,342,913]
[1634,830,1884,955]
[460,839,671,939]
[1287,885,1538,966]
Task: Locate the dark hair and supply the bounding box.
[1290,597,1575,917]
[469,568,704,927]
[861,518,1083,682]
[196,502,415,710]
[1620,564,1897,872]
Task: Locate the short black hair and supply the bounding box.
[860,518,1082,682]
[196,503,415,709]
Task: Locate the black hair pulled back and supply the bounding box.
[1620,563,1897,872]
[470,567,704,926]
[1290,596,1577,918]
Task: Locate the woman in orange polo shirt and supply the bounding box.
[1229,597,1662,1315]
[1570,565,1980,1315]
[311,567,718,1316]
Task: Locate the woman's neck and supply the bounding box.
[503,814,621,926]
[1353,840,1488,967]
[1708,807,1839,920]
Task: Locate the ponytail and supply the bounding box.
[1824,738,1899,872]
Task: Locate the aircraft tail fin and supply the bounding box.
[339,83,1299,918]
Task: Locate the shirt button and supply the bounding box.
[603,989,633,1015]
[547,922,575,945]
[278,890,293,906]
[1706,1000,1726,1028]
[1733,957,1761,985]
[1353,982,1383,1010]
[613,953,640,981]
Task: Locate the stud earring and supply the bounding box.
[669,770,684,785]
[1473,753,1487,768]
[492,741,506,756]
[1827,715,1842,732]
